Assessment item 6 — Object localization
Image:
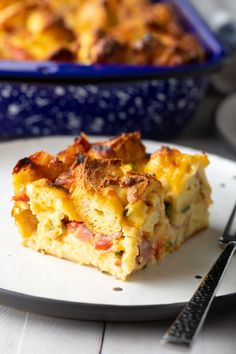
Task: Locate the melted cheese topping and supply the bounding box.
[145,148,209,196]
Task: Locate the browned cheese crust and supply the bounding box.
[0,1,205,65]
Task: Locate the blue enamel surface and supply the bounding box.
[0,77,207,139]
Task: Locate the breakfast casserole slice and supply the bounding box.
[12,133,211,280]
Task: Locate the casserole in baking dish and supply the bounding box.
[0,0,226,139]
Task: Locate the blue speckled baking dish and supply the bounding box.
[0,0,226,139]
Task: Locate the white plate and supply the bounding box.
[0,137,236,321]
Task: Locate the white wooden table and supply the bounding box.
[0,305,235,354]
[1,280,236,354]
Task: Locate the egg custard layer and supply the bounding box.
[12,132,211,280]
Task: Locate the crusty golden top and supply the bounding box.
[12,132,210,200]
[78,157,122,190]
[12,131,147,194]
[13,131,144,170]
[13,151,66,180]
[76,156,159,205]
[12,132,211,238]
[89,131,146,163]
[56,131,146,169]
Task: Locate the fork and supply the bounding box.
[162,203,236,347]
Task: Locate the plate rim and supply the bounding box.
[0,287,235,322]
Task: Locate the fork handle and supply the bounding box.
[162,242,236,347]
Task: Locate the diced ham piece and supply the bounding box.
[66,221,82,232]
[95,235,113,251]
[78,224,94,242]
[137,237,152,266]
[12,194,30,202]
[67,222,94,242]
[66,222,113,250]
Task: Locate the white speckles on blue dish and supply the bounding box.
[0,77,208,139]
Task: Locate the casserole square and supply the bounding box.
[12,132,211,280]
